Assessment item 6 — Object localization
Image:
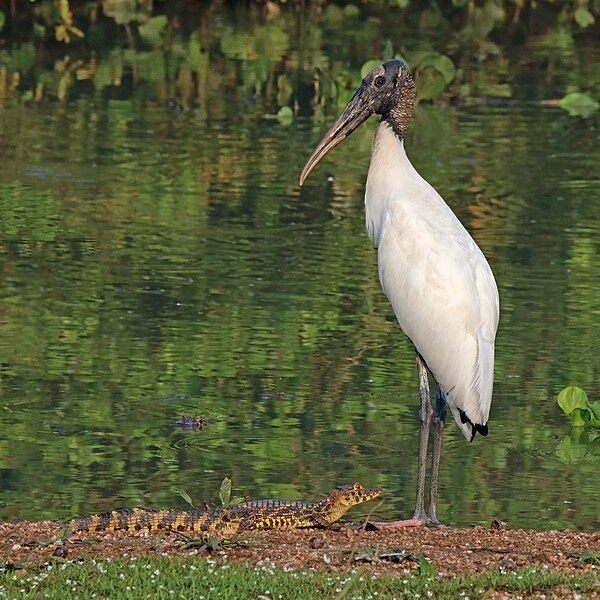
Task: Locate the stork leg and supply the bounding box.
[427,386,446,525]
[413,352,433,522]
[369,353,433,529]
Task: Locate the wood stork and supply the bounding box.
[299,60,499,526]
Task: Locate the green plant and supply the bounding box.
[559,92,600,117]
[557,386,600,428]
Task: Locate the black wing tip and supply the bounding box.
[459,409,488,441]
[472,422,488,440]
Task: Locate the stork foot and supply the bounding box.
[367,511,444,529]
[426,510,441,527]
[367,516,426,529]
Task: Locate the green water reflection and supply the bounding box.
[0,95,599,530]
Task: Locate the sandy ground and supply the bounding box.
[1,519,599,581]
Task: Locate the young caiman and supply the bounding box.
[67,482,381,536]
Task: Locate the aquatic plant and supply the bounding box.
[557,386,600,429]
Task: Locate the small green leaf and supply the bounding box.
[322,4,344,26]
[433,55,456,84]
[589,436,600,454]
[276,74,292,106]
[276,105,293,126]
[343,4,360,18]
[103,0,136,25]
[0,10,5,32]
[407,49,439,68]
[138,15,167,44]
[574,7,595,28]
[590,401,600,420]
[557,386,589,415]
[413,52,455,99]
[383,39,394,62]
[559,92,599,118]
[419,5,444,29]
[415,555,437,577]
[175,488,195,508]
[480,83,513,98]
[416,66,447,100]
[570,408,590,427]
[576,552,600,566]
[361,60,382,79]
[179,539,208,552]
[57,524,72,540]
[219,477,232,507]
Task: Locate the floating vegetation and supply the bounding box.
[556,387,600,464]
[557,386,600,429]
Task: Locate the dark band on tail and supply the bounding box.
[459,409,488,441]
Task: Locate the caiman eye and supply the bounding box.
[374,75,386,87]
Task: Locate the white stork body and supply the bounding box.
[299,59,500,525]
[366,123,499,440]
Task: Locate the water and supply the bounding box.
[0,82,599,530]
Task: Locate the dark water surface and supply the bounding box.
[0,94,599,530]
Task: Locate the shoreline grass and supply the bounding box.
[1,556,598,600]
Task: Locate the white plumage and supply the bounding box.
[366,124,499,440]
[300,59,500,525]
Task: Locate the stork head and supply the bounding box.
[299,60,415,186]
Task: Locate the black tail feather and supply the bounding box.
[459,409,488,441]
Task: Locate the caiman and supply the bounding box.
[66,482,381,536]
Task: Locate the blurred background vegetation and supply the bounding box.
[0,0,599,114]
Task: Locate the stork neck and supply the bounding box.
[381,76,416,140]
[365,123,419,245]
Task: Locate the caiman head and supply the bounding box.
[320,482,381,523]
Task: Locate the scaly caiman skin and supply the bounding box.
[67,483,381,536]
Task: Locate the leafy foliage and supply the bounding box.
[0,0,598,109]
[54,0,84,43]
[219,478,233,508]
[557,387,600,429]
[556,387,600,465]
[559,92,600,117]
